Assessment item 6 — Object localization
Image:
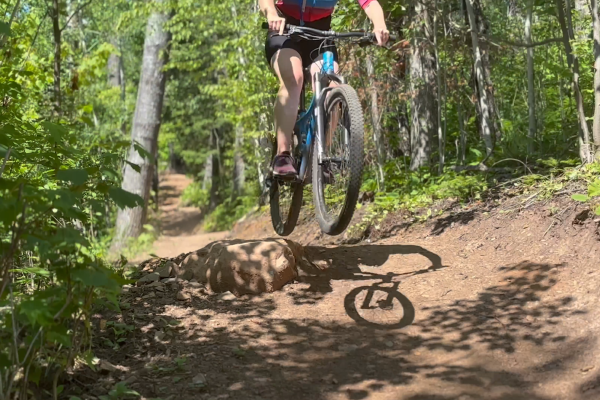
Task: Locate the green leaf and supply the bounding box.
[588,180,600,198]
[572,194,589,202]
[57,169,89,185]
[0,21,10,36]
[133,143,153,161]
[595,205,600,216]
[42,122,68,143]
[126,161,141,173]
[108,187,143,209]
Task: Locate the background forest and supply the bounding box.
[1,0,600,397]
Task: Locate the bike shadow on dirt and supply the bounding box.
[291,244,449,328]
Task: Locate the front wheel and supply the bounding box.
[312,84,364,236]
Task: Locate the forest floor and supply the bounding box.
[72,173,600,400]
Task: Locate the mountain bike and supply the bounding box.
[264,23,396,236]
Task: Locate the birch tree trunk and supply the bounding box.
[592,0,600,160]
[525,0,537,152]
[409,0,436,170]
[433,1,444,173]
[555,0,592,163]
[111,4,171,252]
[366,53,386,187]
[232,124,245,200]
[465,0,494,156]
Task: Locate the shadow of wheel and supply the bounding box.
[344,286,415,329]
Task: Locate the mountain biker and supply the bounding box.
[259,0,390,178]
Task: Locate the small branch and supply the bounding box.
[20,10,48,69]
[490,158,533,175]
[60,0,92,32]
[484,36,563,48]
[543,221,556,237]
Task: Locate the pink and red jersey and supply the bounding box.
[276,0,375,23]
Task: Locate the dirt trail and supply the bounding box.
[85,181,600,400]
[140,174,228,260]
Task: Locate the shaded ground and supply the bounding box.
[72,177,600,400]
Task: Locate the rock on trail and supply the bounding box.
[136,239,304,296]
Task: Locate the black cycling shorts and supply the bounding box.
[264,12,338,69]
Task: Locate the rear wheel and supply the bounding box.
[312,84,364,236]
[269,136,303,236]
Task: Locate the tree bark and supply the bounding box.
[555,0,592,163]
[232,124,245,200]
[473,0,501,139]
[465,0,494,156]
[50,0,61,113]
[434,0,444,174]
[592,0,600,160]
[366,53,386,187]
[525,0,537,152]
[457,100,467,165]
[111,4,171,253]
[409,0,436,170]
[203,130,215,191]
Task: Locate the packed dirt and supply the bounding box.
[71,174,600,400]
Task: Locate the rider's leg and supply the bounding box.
[272,49,304,151]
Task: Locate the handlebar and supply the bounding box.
[261,22,398,44]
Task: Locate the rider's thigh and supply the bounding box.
[272,48,304,90]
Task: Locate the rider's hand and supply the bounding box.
[267,12,286,35]
[373,25,390,46]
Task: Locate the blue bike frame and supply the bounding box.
[294,51,344,184]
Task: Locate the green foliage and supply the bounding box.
[363,162,488,213]
[203,195,257,232]
[571,165,600,215]
[0,0,145,397]
[181,182,209,209]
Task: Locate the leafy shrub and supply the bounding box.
[203,195,257,232]
[0,66,141,396]
[181,181,209,209]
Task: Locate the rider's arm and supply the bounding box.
[361,0,390,46]
[259,0,286,34]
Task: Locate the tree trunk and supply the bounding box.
[366,53,386,187]
[465,0,494,156]
[232,124,245,200]
[409,0,436,171]
[397,103,411,156]
[457,101,467,165]
[525,0,537,152]
[434,0,444,174]
[555,0,593,163]
[203,131,215,191]
[592,0,600,160]
[110,5,171,253]
[50,0,61,113]
[473,0,501,139]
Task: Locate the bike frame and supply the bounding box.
[294,50,346,184]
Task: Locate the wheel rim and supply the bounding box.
[320,96,351,222]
